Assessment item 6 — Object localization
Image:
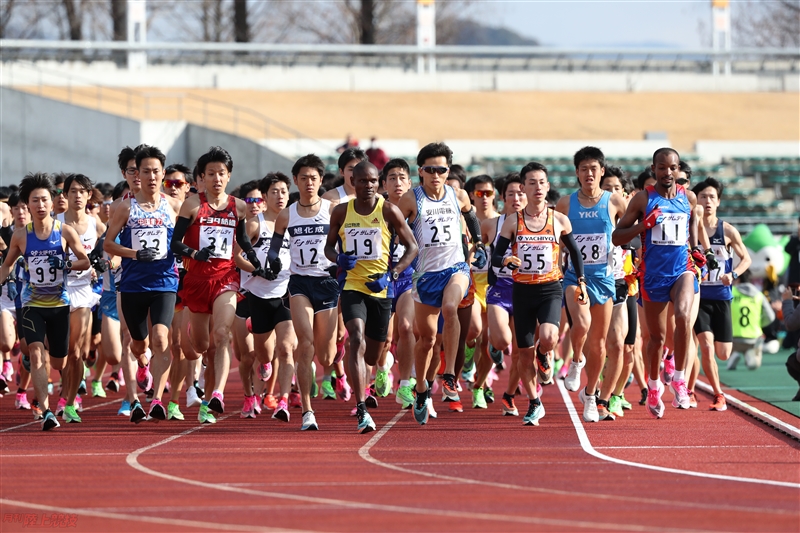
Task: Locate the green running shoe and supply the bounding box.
[483,387,495,404]
[375,369,390,397]
[91,380,106,398]
[396,385,414,408]
[464,345,476,368]
[472,387,487,409]
[608,395,625,418]
[554,357,565,375]
[619,393,633,410]
[321,379,336,400]
[62,404,82,423]
[167,401,185,421]
[197,404,216,424]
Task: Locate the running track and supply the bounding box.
[1,370,798,532]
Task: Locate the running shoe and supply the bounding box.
[620,393,633,410]
[145,388,154,402]
[461,359,476,385]
[167,402,185,420]
[77,379,87,395]
[334,375,352,402]
[413,399,429,425]
[396,385,414,409]
[597,403,615,421]
[488,344,503,365]
[310,361,319,397]
[646,381,665,419]
[136,364,153,392]
[579,388,600,423]
[197,404,216,424]
[426,396,437,419]
[105,374,120,393]
[41,410,59,431]
[117,371,125,388]
[365,390,379,409]
[557,359,569,380]
[375,369,390,397]
[564,358,585,392]
[208,391,225,414]
[608,395,624,418]
[75,394,83,412]
[501,394,519,416]
[15,392,30,410]
[258,363,272,382]
[55,397,67,416]
[639,387,647,406]
[710,393,727,411]
[62,404,82,423]
[356,409,376,434]
[91,380,106,398]
[484,387,495,404]
[272,398,290,422]
[449,400,464,412]
[321,379,336,400]
[523,402,545,426]
[22,354,31,373]
[3,360,13,382]
[441,373,460,402]
[186,386,202,408]
[288,391,302,408]
[535,345,554,384]
[262,394,278,410]
[688,391,698,409]
[253,397,262,415]
[472,387,487,409]
[661,354,675,384]
[727,351,742,370]
[130,400,147,423]
[554,357,565,377]
[669,379,690,409]
[117,400,131,417]
[149,399,167,421]
[300,411,318,431]
[240,395,257,419]
[31,402,43,420]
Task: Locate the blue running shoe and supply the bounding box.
[41,410,60,431]
[413,399,429,425]
[357,410,376,434]
[117,400,131,417]
[523,402,545,426]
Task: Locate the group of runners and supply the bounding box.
[0,141,753,432]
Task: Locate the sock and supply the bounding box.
[400,379,411,388]
[324,373,332,383]
[415,388,428,407]
[379,352,394,371]
[201,400,209,407]
[17,388,24,394]
[426,379,434,389]
[674,370,685,381]
[503,392,514,402]
[597,398,609,408]
[529,397,541,408]
[648,378,660,390]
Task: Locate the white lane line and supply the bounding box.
[125,413,696,531]
[557,380,800,489]
[1,452,130,457]
[596,445,790,450]
[0,497,299,532]
[0,397,123,433]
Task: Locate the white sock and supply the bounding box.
[400,379,411,388]
[144,348,152,363]
[674,370,685,381]
[648,378,661,390]
[379,352,394,371]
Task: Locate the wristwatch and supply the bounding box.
[391,269,399,281]
[732,271,738,280]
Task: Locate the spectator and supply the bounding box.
[728,269,776,370]
[781,284,800,401]
[785,216,800,286]
[336,133,359,154]
[365,137,389,170]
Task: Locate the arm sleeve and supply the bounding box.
[461,233,470,262]
[782,299,800,332]
[236,218,254,254]
[170,216,196,259]
[463,207,482,244]
[561,232,585,279]
[492,236,511,268]
[267,232,285,262]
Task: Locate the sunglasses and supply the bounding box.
[55,189,63,195]
[87,203,98,210]
[676,178,689,186]
[125,168,137,175]
[420,166,449,175]
[103,200,113,206]
[473,190,494,198]
[163,179,188,188]
[244,197,264,204]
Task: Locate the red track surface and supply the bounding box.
[1,369,798,533]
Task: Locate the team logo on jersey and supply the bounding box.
[578,211,599,219]
[371,218,379,224]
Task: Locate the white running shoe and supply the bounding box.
[580,389,599,423]
[186,386,202,408]
[564,358,585,392]
[426,397,437,419]
[647,380,665,419]
[301,411,318,431]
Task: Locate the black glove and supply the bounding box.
[268,257,282,275]
[136,248,160,262]
[257,267,277,281]
[246,250,262,271]
[705,249,719,271]
[90,254,108,273]
[472,243,487,270]
[48,255,71,270]
[193,246,215,262]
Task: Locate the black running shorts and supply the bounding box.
[512,280,563,349]
[245,292,292,335]
[693,298,733,342]
[120,291,176,342]
[340,290,392,342]
[21,306,70,358]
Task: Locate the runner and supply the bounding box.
[325,161,417,433]
[171,146,262,424]
[396,142,487,425]
[0,173,90,430]
[105,145,182,422]
[691,178,751,411]
[491,162,587,426]
[266,154,340,431]
[612,148,716,418]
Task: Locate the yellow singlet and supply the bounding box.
[339,196,392,297]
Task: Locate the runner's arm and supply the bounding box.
[611,191,647,246]
[385,202,417,274]
[62,225,91,272]
[726,223,751,280]
[170,216,197,259]
[0,230,22,282]
[324,204,346,264]
[104,201,137,259]
[556,213,585,280]
[266,209,289,267]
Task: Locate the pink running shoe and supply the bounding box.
[288,391,302,408]
[253,397,262,415]
[670,379,690,409]
[272,398,290,422]
[558,361,569,380]
[117,370,125,388]
[350,406,358,416]
[536,382,543,397]
[136,364,153,392]
[647,381,665,419]
[240,395,257,419]
[15,392,30,410]
[334,331,349,364]
[55,397,67,416]
[335,375,352,402]
[208,391,225,414]
[486,368,500,389]
[3,360,13,382]
[75,395,83,412]
[662,353,675,384]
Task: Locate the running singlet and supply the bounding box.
[184,193,238,278]
[611,246,634,281]
[512,208,562,285]
[700,220,732,301]
[119,196,178,293]
[339,196,392,297]
[640,185,692,280]
[56,214,97,288]
[21,221,69,308]
[335,185,353,203]
[490,214,514,287]
[411,184,464,273]
[287,199,334,277]
[567,190,614,279]
[244,213,291,299]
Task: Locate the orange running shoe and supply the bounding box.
[448,400,463,412]
[263,394,278,410]
[688,391,698,409]
[710,393,727,411]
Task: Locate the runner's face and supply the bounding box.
[342,159,360,188]
[245,189,264,217]
[419,156,449,191]
[294,168,321,198]
[162,172,189,201]
[601,176,623,194]
[651,153,680,190]
[523,170,549,202]
[124,158,140,192]
[100,199,112,222]
[29,189,52,221]
[384,168,410,201]
[202,162,230,195]
[54,185,68,213]
[139,158,164,194]
[267,182,288,213]
[471,182,495,211]
[577,159,604,191]
[504,182,527,213]
[697,187,719,217]
[354,168,379,202]
[11,202,29,227]
[67,181,90,212]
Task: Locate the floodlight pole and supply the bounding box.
[127,0,147,70]
[711,0,731,76]
[417,0,436,74]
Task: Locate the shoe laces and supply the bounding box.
[536,351,550,370]
[647,387,660,406]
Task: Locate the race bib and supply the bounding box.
[651,213,688,246]
[576,233,608,266]
[612,246,626,279]
[199,225,234,260]
[517,243,553,275]
[705,244,729,285]
[421,219,457,249]
[131,227,168,260]
[27,255,63,288]
[292,236,325,270]
[344,227,381,260]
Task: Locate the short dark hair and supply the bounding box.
[573,146,605,170]
[197,146,233,174]
[447,164,466,187]
[353,161,378,180]
[636,168,655,190]
[381,158,410,183]
[7,192,21,207]
[165,163,193,183]
[52,172,66,187]
[653,147,680,165]
[95,182,114,197]
[546,189,561,206]
[112,179,129,200]
[520,162,548,180]
[259,172,291,195]
[692,177,724,199]
[237,180,261,198]
[600,165,632,193]
[287,191,300,206]
[501,173,524,197]
[63,173,93,195]
[465,175,494,195]
[679,160,693,180]
[0,186,11,200]
[292,154,325,179]
[19,172,55,203]
[417,142,453,167]
[117,146,137,171]
[338,148,368,171]
[135,144,166,169]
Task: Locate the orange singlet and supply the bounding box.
[511,207,562,285]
